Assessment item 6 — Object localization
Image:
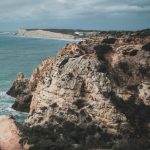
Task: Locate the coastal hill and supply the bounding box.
[16,28,100,40]
[22,28,100,35]
[16,29,75,40]
[4,29,150,149]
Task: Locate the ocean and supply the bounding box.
[0,33,69,123]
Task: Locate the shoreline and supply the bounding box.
[16,29,76,41]
[0,32,83,42]
[15,29,88,42]
[15,34,84,42]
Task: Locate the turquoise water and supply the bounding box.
[0,33,69,122]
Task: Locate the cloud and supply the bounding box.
[0,0,150,30]
[0,0,150,19]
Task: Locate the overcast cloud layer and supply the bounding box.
[0,0,150,31]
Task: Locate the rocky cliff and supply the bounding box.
[7,30,150,150]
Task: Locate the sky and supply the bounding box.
[0,0,150,31]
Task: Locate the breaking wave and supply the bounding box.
[0,91,9,98]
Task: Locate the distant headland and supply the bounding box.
[16,28,102,40]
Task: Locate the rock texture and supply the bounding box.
[7,72,32,112]
[8,29,150,149]
[0,116,23,150]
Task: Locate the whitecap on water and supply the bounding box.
[0,91,10,98]
[0,90,28,123]
[0,91,6,96]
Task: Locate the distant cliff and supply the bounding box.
[7,29,150,150]
[16,29,75,40]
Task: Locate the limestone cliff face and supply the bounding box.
[8,30,150,149]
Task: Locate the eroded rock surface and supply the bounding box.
[7,74,31,112]
[8,30,150,149]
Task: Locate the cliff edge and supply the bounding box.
[7,30,150,149]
